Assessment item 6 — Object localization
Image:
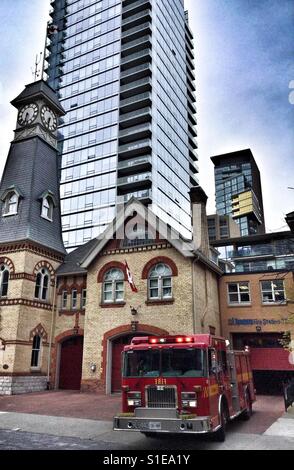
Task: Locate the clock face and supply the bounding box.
[18,103,38,126]
[41,105,57,132]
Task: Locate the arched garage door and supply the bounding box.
[59,336,84,390]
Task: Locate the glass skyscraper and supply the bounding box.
[211,149,265,237]
[45,0,198,250]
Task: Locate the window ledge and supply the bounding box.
[228,303,252,308]
[146,299,175,306]
[100,302,126,309]
[2,212,18,218]
[262,302,287,307]
[41,215,53,223]
[30,368,42,374]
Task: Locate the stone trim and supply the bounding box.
[0,241,64,262]
[97,261,127,283]
[142,256,178,279]
[145,299,175,306]
[29,324,48,342]
[0,257,15,274]
[4,340,50,347]
[33,260,55,282]
[10,273,35,282]
[0,298,53,310]
[99,302,126,309]
[101,243,172,256]
[58,309,85,316]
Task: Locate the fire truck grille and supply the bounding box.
[146,386,177,408]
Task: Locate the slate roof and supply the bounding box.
[57,239,98,275]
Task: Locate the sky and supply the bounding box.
[0,0,293,232]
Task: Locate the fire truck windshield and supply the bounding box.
[123,348,206,378]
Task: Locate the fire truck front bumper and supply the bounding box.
[113,408,212,435]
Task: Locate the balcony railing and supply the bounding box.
[118,155,152,171]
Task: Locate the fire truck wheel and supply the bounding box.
[242,391,253,421]
[214,402,228,442]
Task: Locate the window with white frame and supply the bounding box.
[81,289,87,309]
[41,197,54,221]
[260,280,286,304]
[61,290,68,310]
[148,263,173,300]
[228,282,251,304]
[103,269,124,303]
[35,269,50,301]
[71,289,78,309]
[31,335,41,368]
[0,264,9,297]
[3,191,19,216]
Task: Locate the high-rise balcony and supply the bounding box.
[188,100,197,115]
[121,48,152,70]
[121,63,152,84]
[186,54,195,72]
[118,138,152,158]
[119,123,152,144]
[189,160,199,174]
[120,76,152,99]
[118,155,152,175]
[120,91,152,113]
[189,145,199,162]
[119,106,152,129]
[121,22,152,43]
[117,172,152,191]
[122,0,152,19]
[188,112,197,127]
[122,9,152,31]
[121,35,152,57]
[188,122,197,138]
[187,75,196,92]
[189,136,198,150]
[121,189,152,204]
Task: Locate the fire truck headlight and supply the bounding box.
[181,392,197,408]
[127,392,142,407]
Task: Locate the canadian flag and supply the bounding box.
[125,261,138,293]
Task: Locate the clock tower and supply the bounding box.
[0,80,66,395]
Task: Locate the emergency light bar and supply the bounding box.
[149,336,194,345]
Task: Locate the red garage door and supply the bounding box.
[59,336,84,390]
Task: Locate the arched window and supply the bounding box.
[41,197,54,221]
[148,263,173,300]
[3,192,19,216]
[31,335,41,368]
[35,268,50,301]
[0,264,9,297]
[103,268,124,304]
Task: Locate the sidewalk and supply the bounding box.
[264,406,294,438]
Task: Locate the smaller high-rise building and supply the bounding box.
[207,214,240,242]
[211,149,265,237]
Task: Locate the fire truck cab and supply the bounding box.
[113,335,256,441]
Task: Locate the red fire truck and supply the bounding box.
[113,334,256,441]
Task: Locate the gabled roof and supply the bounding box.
[80,198,195,268]
[57,198,223,276]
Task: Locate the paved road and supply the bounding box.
[0,408,293,450]
[0,393,289,450]
[0,426,294,451]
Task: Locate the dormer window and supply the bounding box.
[1,187,22,217]
[39,191,56,222]
[42,197,53,221]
